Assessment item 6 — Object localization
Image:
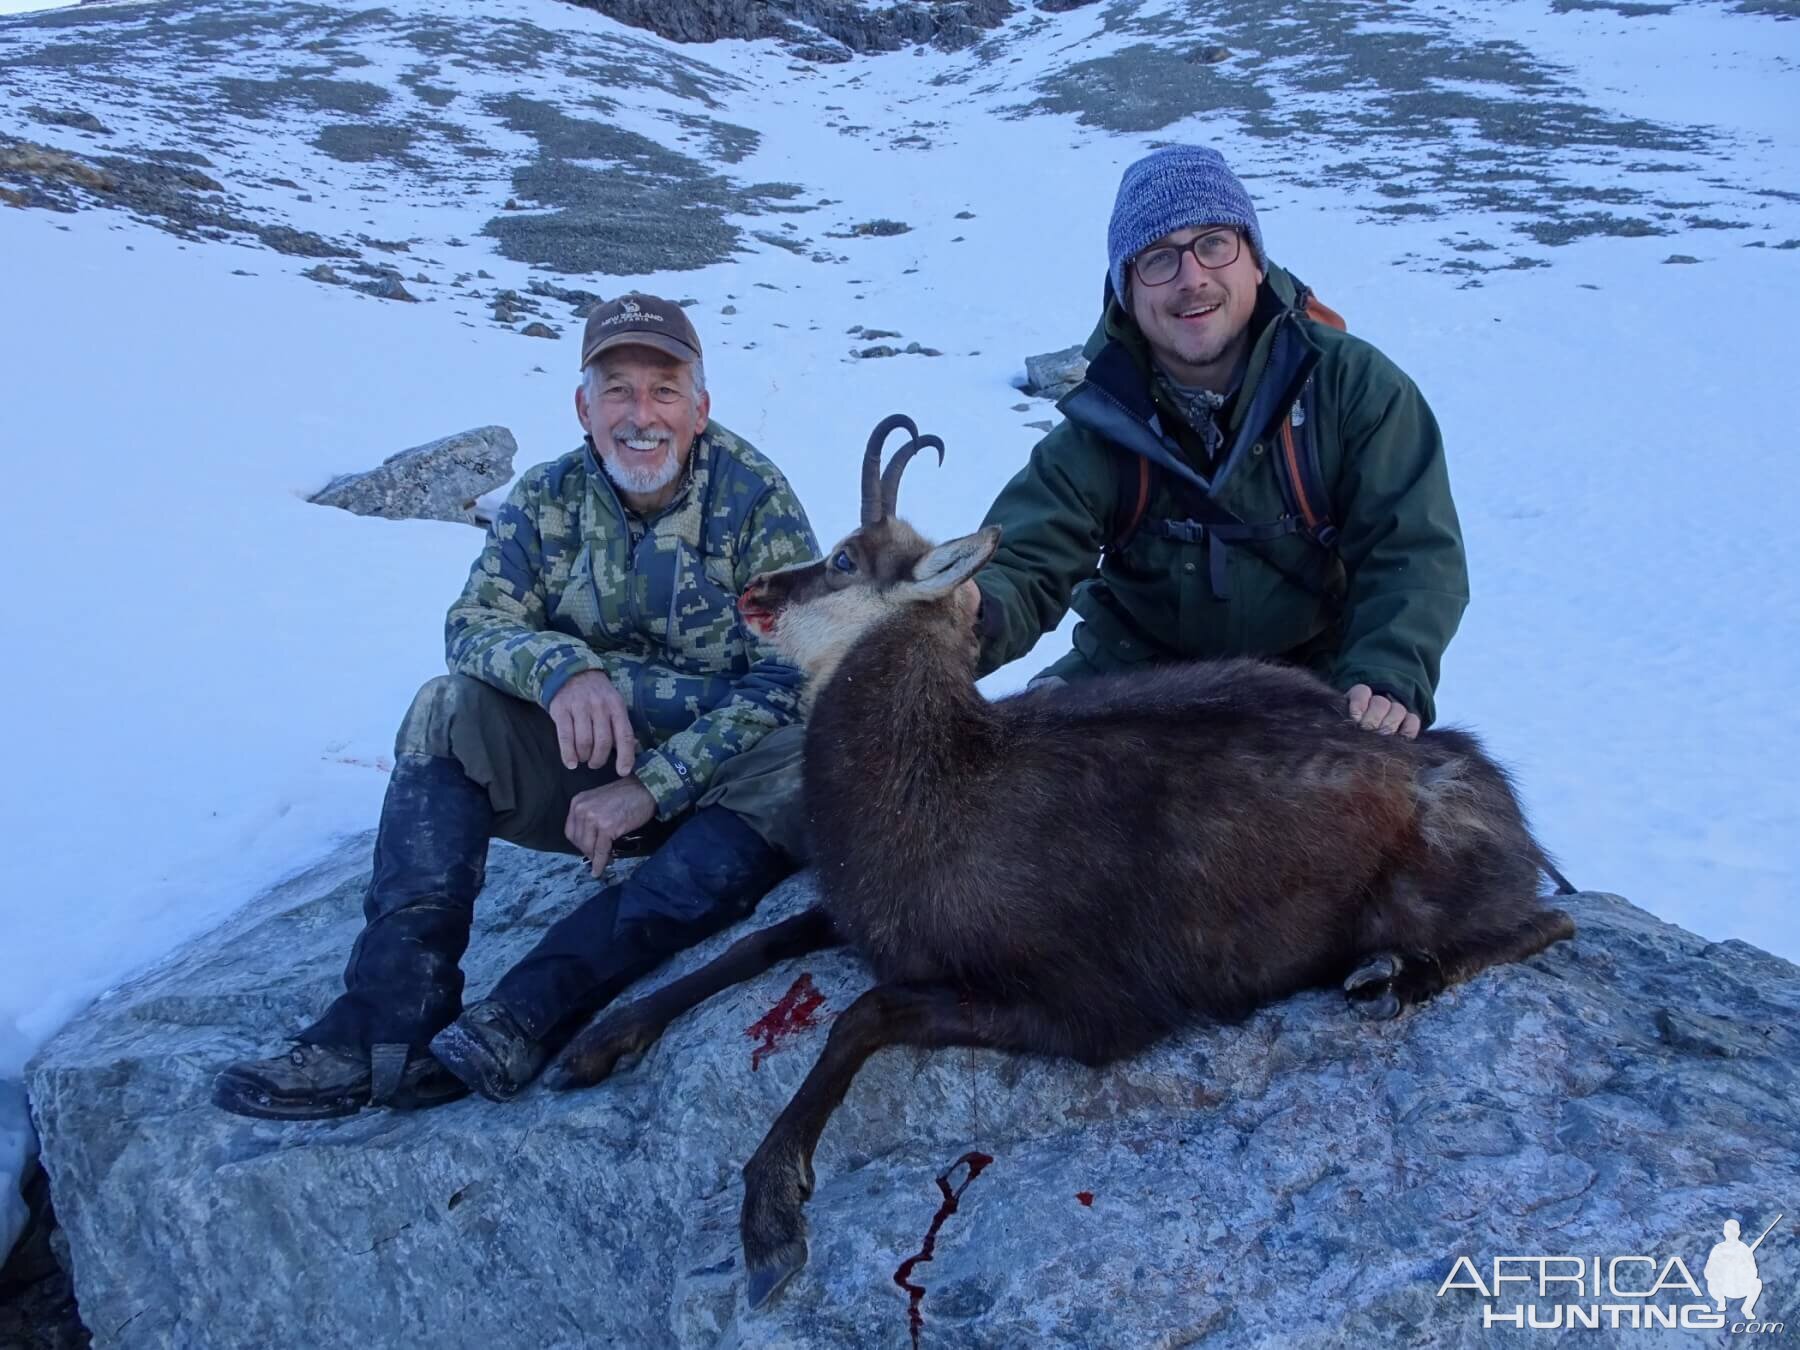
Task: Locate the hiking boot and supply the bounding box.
[211,1042,467,1121]
[429,1001,546,1103]
[298,751,494,1056]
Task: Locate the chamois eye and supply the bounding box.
[831,550,856,574]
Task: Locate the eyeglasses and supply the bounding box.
[1131,230,1242,287]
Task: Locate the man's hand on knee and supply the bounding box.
[1345,684,1421,740]
[548,670,637,773]
[566,778,658,877]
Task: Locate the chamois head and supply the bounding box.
[740,413,1000,686]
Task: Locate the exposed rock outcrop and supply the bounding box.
[561,0,1016,59]
[28,831,1800,1346]
[308,426,517,526]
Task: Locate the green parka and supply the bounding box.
[972,264,1468,727]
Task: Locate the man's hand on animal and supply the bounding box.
[955,578,982,630]
[1346,684,1421,739]
[548,670,637,773]
[565,778,657,877]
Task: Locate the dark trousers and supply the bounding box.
[300,674,805,1055]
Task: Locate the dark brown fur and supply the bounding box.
[554,429,1575,1306]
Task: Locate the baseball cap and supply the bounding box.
[579,292,703,369]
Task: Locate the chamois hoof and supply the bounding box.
[546,1010,658,1090]
[1344,952,1403,1021]
[744,1240,808,1309]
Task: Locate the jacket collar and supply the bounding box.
[1068,261,1320,495]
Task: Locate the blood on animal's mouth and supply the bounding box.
[737,589,778,636]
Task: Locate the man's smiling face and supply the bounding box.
[575,349,709,505]
[1126,225,1265,392]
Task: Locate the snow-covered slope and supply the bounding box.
[1,0,1796,1113]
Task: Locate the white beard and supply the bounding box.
[598,439,684,496]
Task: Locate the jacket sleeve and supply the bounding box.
[1326,356,1470,728]
[971,425,1116,677]
[444,471,609,708]
[628,480,819,819]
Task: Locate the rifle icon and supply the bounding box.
[1748,1213,1783,1254]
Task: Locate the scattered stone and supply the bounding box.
[846,324,863,335]
[308,426,518,525]
[478,269,494,279]
[1663,254,1701,264]
[28,106,110,135]
[1023,344,1089,399]
[355,274,419,302]
[0,187,27,209]
[861,328,902,340]
[259,225,346,258]
[1038,0,1105,10]
[678,297,698,306]
[1774,239,1800,250]
[356,234,412,254]
[520,322,559,338]
[0,138,115,193]
[230,269,254,277]
[412,273,432,284]
[1186,44,1233,63]
[720,304,737,316]
[855,345,901,359]
[301,263,345,284]
[268,177,301,190]
[1025,419,1055,431]
[527,279,601,314]
[1011,402,1033,412]
[296,193,313,203]
[504,197,522,210]
[954,210,976,219]
[849,218,909,237]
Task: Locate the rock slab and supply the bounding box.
[29,836,1800,1348]
[1023,343,1087,400]
[308,425,517,526]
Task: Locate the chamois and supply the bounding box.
[550,413,1577,1308]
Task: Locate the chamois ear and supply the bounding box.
[905,525,1001,599]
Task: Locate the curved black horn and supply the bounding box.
[862,414,918,525]
[879,433,945,521]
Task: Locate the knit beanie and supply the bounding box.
[1107,146,1265,302]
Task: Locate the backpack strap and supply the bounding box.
[1276,378,1338,549]
[1288,273,1347,332]
[1106,453,1152,552]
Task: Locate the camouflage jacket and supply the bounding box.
[445,424,819,819]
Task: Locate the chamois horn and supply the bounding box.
[862,413,919,525]
[880,433,945,521]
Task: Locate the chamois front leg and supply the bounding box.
[549,906,842,1090]
[740,982,1058,1309]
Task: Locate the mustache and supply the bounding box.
[613,422,672,444]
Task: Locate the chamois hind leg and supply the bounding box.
[740,983,1067,1309]
[1345,908,1576,1021]
[549,906,842,1090]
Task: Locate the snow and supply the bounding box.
[0,0,1796,1234]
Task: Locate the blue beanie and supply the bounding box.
[1107,146,1264,302]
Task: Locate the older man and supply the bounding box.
[215,294,818,1118]
[970,146,1468,735]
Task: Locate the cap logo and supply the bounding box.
[621,297,640,315]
